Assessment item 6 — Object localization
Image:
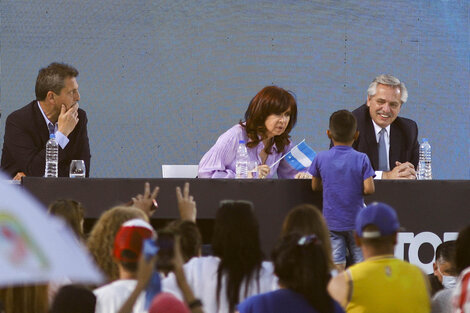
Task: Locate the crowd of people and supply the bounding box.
[0,182,468,313]
[0,63,467,313]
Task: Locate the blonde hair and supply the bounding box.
[87,206,148,282]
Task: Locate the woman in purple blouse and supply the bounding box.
[198,86,302,179]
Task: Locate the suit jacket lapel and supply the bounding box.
[31,101,51,146]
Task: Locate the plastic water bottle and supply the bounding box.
[235,140,249,178]
[45,134,58,177]
[417,138,432,180]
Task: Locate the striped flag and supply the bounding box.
[284,140,316,170]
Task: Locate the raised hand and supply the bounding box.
[176,182,197,222]
[132,182,160,217]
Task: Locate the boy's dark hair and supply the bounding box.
[329,110,357,142]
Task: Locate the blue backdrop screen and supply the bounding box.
[1,0,468,178]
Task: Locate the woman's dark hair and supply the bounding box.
[281,204,335,270]
[212,200,264,312]
[272,233,333,313]
[241,86,297,154]
[48,199,85,240]
[455,225,470,274]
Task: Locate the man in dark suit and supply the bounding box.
[1,63,90,179]
[352,74,418,179]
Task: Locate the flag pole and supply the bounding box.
[269,139,305,168]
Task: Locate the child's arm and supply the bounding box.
[363,176,375,195]
[311,176,322,191]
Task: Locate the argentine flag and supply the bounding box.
[284,140,316,170]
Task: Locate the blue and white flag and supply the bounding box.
[284,140,316,170]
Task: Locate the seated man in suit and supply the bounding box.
[1,62,90,179]
[352,74,418,179]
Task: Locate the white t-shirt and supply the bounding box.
[94,279,146,313]
[162,256,278,313]
[432,288,453,313]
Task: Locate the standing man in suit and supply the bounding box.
[352,74,418,179]
[1,62,91,179]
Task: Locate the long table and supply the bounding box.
[22,178,469,273]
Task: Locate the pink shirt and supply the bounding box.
[198,124,298,178]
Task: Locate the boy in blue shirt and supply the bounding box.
[308,110,375,271]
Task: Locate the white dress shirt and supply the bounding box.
[37,101,69,149]
[371,121,390,179]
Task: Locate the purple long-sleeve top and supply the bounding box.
[198,124,299,178]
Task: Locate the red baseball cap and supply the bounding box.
[113,219,154,263]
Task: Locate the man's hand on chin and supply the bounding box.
[57,103,79,137]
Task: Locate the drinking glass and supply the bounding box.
[69,160,86,178]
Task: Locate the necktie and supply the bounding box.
[378,128,388,171]
[48,123,55,135]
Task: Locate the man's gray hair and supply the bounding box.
[367,74,408,103]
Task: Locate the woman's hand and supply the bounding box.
[257,165,270,179]
[132,182,159,217]
[176,182,197,222]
